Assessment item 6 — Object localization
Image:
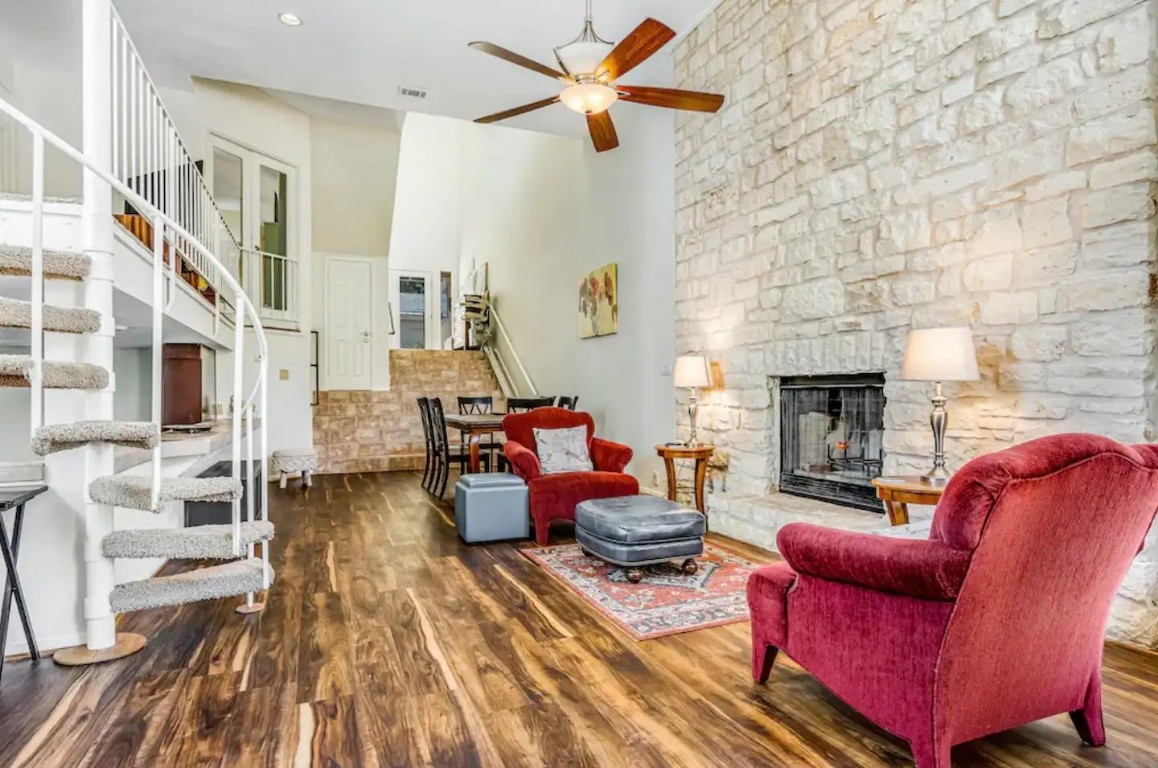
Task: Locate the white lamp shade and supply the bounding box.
[900,327,980,382]
[674,355,712,388]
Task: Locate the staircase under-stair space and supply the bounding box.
[0,5,275,666]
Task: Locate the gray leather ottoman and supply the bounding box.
[575,495,706,583]
[454,473,528,543]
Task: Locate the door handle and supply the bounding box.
[360,331,372,342]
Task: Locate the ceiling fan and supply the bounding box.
[468,0,725,152]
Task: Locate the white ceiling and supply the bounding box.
[112,0,720,137]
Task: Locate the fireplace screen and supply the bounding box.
[779,374,886,511]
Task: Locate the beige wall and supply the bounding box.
[311,118,402,257]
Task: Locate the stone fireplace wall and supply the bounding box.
[674,0,1158,644]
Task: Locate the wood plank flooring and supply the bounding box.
[2,471,1158,766]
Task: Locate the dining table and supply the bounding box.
[442,413,507,474]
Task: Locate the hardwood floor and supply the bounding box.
[2,471,1157,766]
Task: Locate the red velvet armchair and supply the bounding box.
[502,407,639,545]
[747,434,1158,768]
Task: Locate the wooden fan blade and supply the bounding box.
[469,42,571,82]
[475,97,560,125]
[586,112,619,153]
[618,85,725,113]
[597,19,676,82]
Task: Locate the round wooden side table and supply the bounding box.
[656,443,715,515]
[871,476,945,526]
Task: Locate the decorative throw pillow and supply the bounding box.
[533,426,594,475]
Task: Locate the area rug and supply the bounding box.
[521,542,760,641]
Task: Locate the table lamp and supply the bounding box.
[674,355,712,446]
[900,328,979,485]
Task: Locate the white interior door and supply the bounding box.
[326,258,373,389]
[389,270,435,349]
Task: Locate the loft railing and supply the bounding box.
[240,247,299,327]
[0,95,270,587]
[109,6,239,305]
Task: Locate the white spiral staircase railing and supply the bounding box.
[0,88,272,659]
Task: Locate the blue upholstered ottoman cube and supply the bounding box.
[454,473,529,543]
[575,495,705,583]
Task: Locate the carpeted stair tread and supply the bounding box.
[0,297,101,334]
[109,559,274,613]
[32,420,160,455]
[89,475,244,512]
[0,354,108,390]
[0,244,91,280]
[102,521,274,560]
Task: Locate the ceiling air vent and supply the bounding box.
[398,86,428,99]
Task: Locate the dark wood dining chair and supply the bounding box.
[555,396,579,410]
[458,396,500,470]
[506,396,556,413]
[417,397,436,492]
[430,397,489,498]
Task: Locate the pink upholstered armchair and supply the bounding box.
[503,407,639,545]
[747,434,1158,767]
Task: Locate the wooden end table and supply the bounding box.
[871,476,945,526]
[656,443,714,515]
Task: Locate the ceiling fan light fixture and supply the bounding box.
[560,82,618,115]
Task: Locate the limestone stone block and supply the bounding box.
[1089,151,1158,191]
[1011,326,1067,362]
[1020,198,1074,249]
[1041,0,1142,40]
[963,254,1014,291]
[979,291,1038,325]
[1067,108,1157,167]
[1013,243,1078,288]
[1080,221,1151,269]
[1072,309,1151,357]
[1005,57,1085,115]
[1080,182,1154,229]
[1058,270,1149,312]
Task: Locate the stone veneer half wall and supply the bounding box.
[674,0,1158,644]
[312,350,503,474]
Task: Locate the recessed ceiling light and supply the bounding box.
[278,12,303,26]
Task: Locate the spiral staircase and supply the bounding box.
[0,0,273,664]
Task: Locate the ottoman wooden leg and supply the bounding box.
[682,558,699,575]
[278,471,288,490]
[625,567,644,584]
[302,470,313,489]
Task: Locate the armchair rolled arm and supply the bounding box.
[777,523,971,601]
[590,438,633,473]
[504,440,542,482]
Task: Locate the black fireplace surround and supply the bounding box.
[778,373,886,512]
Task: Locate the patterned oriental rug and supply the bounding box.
[521,542,760,641]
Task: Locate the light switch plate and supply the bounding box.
[279,369,289,380]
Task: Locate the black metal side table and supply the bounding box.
[0,485,46,682]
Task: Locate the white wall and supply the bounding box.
[113,347,152,421]
[311,118,401,258]
[391,83,678,485]
[169,79,315,454]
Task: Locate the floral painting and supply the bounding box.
[578,263,618,339]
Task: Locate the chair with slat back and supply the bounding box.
[416,397,436,492]
[507,396,556,413]
[555,396,579,410]
[457,396,493,415]
[429,397,489,498]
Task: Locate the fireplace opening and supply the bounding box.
[778,373,886,512]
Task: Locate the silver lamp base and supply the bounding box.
[922,381,950,485]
